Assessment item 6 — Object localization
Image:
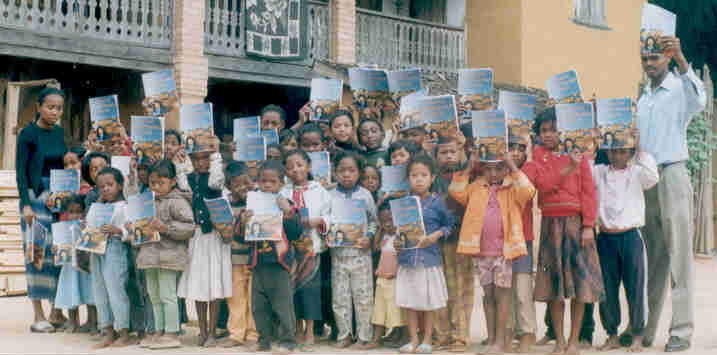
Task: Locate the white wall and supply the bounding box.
[446,0,465,27]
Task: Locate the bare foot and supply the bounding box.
[579,340,591,350]
[628,336,644,353]
[598,336,620,351]
[537,335,555,346]
[203,336,218,348]
[111,335,139,347]
[517,334,536,353]
[92,333,117,349]
[548,343,566,355]
[564,342,580,355]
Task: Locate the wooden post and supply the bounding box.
[2,85,20,170]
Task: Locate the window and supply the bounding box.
[573,0,610,30]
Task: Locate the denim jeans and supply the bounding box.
[92,238,131,330]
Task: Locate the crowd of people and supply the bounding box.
[15,35,706,355]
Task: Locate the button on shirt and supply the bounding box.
[636,67,707,165]
[479,185,504,257]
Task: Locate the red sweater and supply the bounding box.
[522,145,597,228]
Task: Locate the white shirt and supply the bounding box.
[592,152,659,230]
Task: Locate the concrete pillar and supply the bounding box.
[331,0,357,65]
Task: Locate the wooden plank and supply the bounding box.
[208,55,314,88]
[0,273,27,297]
[0,249,24,267]
[3,85,19,170]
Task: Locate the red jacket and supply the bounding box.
[522,145,597,228]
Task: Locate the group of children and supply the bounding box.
[38,100,658,355]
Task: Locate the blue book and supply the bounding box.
[142,69,178,116]
[458,68,494,116]
[417,95,459,137]
[308,151,331,186]
[49,169,81,213]
[245,192,283,242]
[399,89,428,130]
[556,103,596,153]
[596,98,634,149]
[380,165,410,194]
[262,129,279,145]
[89,95,121,141]
[641,4,676,54]
[234,136,266,162]
[387,68,422,102]
[390,196,426,249]
[498,90,537,143]
[78,203,115,254]
[180,103,214,154]
[233,116,261,140]
[205,197,235,240]
[328,198,367,248]
[128,191,160,246]
[546,70,582,104]
[471,110,508,161]
[25,220,49,269]
[52,220,81,266]
[348,67,389,109]
[310,78,343,122]
[131,116,164,162]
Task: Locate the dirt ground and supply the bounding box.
[1,258,716,355]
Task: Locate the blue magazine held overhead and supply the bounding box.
[472,109,508,162]
[262,129,279,145]
[389,196,426,250]
[131,116,164,162]
[233,116,261,140]
[596,98,634,149]
[52,220,81,266]
[458,68,494,116]
[142,69,178,117]
[308,151,331,186]
[556,103,596,153]
[89,95,121,141]
[498,90,537,142]
[399,89,428,129]
[234,136,266,162]
[310,78,343,122]
[328,198,367,248]
[245,191,283,241]
[546,70,582,104]
[179,103,214,154]
[348,67,389,93]
[387,68,421,95]
[380,165,410,194]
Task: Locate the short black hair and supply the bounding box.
[67,146,87,160]
[258,159,286,179]
[329,109,354,128]
[279,129,298,144]
[298,123,326,144]
[82,152,110,186]
[533,106,557,137]
[60,193,85,213]
[388,139,420,160]
[165,129,182,144]
[378,198,395,213]
[38,87,65,105]
[267,143,284,160]
[96,167,125,187]
[333,150,365,171]
[283,149,311,166]
[148,159,177,180]
[225,160,249,186]
[407,153,438,177]
[260,104,286,123]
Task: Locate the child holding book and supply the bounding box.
[280,149,332,351]
[280,129,299,153]
[219,161,258,347]
[132,160,195,349]
[165,129,194,177]
[177,147,233,347]
[395,154,455,355]
[53,194,97,333]
[81,152,110,208]
[328,151,378,349]
[591,136,658,353]
[358,118,389,168]
[89,167,134,348]
[239,160,304,353]
[448,152,535,355]
[522,107,603,355]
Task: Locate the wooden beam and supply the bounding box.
[3,85,20,170]
[7,79,59,88]
[208,55,314,87]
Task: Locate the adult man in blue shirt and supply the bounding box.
[632,36,707,353]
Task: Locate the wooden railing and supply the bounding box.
[0,0,173,48]
[204,0,329,61]
[356,8,464,73]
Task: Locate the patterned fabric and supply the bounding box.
[534,216,605,303]
[21,186,61,301]
[434,240,474,346]
[331,254,374,342]
[476,255,512,288]
[246,0,307,60]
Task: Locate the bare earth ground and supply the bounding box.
[1,258,716,355]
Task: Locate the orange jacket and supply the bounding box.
[448,170,535,259]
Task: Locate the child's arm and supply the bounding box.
[207,152,225,191]
[448,169,472,206]
[164,198,196,241]
[579,157,598,229]
[634,151,659,191]
[510,170,537,212]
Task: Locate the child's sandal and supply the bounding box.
[399,343,417,353]
[416,343,433,354]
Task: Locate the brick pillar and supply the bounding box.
[170,0,209,129]
[331,0,356,65]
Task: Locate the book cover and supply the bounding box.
[546,70,582,104]
[180,103,214,154]
[245,191,283,242]
[233,116,261,140]
[25,220,48,270]
[458,68,494,117]
[52,220,81,266]
[380,165,410,194]
[72,249,91,274]
[131,116,164,162]
[471,110,508,161]
[398,89,428,130]
[556,103,597,154]
[111,156,132,178]
[641,4,676,54]
[498,90,537,143]
[348,67,389,109]
[89,95,121,142]
[233,136,266,162]
[204,197,235,239]
[310,78,343,122]
[77,203,114,254]
[308,151,331,186]
[128,191,160,246]
[387,68,422,102]
[417,95,459,138]
[389,196,426,249]
[262,129,279,145]
[142,69,179,117]
[328,198,367,248]
[596,98,634,149]
[49,169,80,213]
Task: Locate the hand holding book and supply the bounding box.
[100,224,122,236]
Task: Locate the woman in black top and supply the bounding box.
[16,87,68,333]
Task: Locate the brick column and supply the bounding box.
[331,0,356,65]
[170,0,209,129]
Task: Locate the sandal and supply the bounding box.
[29,320,55,333]
[300,343,315,352]
[416,343,433,354]
[400,343,417,353]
